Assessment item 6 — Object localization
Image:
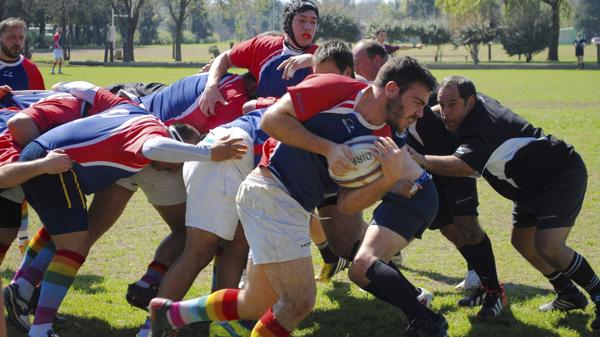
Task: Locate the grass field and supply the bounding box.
[29,42,598,65]
[2,66,600,337]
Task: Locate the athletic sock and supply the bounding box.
[29,249,85,337]
[544,271,578,294]
[18,201,29,255]
[364,260,432,323]
[166,289,240,328]
[562,252,600,297]
[317,241,339,264]
[457,245,475,271]
[465,235,500,291]
[136,261,168,289]
[0,242,9,265]
[13,227,52,282]
[13,240,56,301]
[387,261,420,296]
[251,308,290,337]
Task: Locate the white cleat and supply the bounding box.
[417,287,433,308]
[455,269,481,292]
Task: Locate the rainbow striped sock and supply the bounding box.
[251,308,290,337]
[13,227,52,282]
[0,242,9,266]
[13,240,56,301]
[29,249,85,337]
[136,261,168,288]
[167,289,240,328]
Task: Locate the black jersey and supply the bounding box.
[453,94,575,202]
[407,105,457,156]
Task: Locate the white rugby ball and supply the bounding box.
[329,135,382,188]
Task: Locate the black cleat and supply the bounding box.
[4,283,31,332]
[477,286,507,318]
[591,295,600,331]
[457,286,486,307]
[403,314,449,337]
[538,291,588,312]
[126,282,159,310]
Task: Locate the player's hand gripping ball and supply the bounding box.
[329,135,383,188]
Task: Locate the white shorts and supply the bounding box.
[53,49,63,60]
[183,127,254,240]
[0,186,24,204]
[116,165,186,206]
[236,173,312,264]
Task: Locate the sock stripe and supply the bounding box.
[55,249,86,264]
[148,261,169,273]
[585,276,600,291]
[564,253,582,277]
[221,289,241,320]
[253,308,289,337]
[195,296,210,322]
[168,302,186,327]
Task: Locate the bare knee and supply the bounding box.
[7,114,40,146]
[454,216,485,244]
[348,253,376,287]
[535,238,564,263]
[279,287,316,319]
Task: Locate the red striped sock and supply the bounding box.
[251,308,290,337]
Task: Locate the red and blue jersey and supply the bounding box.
[219,108,269,167]
[20,88,128,133]
[140,73,248,133]
[30,104,168,194]
[0,90,55,110]
[0,56,45,90]
[0,110,21,167]
[260,74,391,211]
[229,35,317,99]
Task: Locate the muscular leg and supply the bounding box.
[214,224,249,289]
[150,202,186,266]
[318,204,367,260]
[511,226,556,275]
[87,184,134,245]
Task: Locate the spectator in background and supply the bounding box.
[574,33,587,70]
[0,18,45,90]
[51,27,63,75]
[375,29,423,55]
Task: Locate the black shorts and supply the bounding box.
[371,179,438,241]
[0,196,22,229]
[429,175,479,230]
[513,153,586,230]
[20,142,88,235]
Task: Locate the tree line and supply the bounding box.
[1,0,598,63]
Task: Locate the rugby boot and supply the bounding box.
[417,287,433,308]
[454,269,481,292]
[538,290,588,312]
[4,283,32,332]
[457,286,486,307]
[590,295,600,331]
[315,257,351,282]
[477,284,507,318]
[127,282,159,310]
[403,314,449,337]
[149,298,177,337]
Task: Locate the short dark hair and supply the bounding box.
[356,39,388,60]
[0,17,26,35]
[374,56,437,94]
[375,29,386,36]
[170,123,202,144]
[315,40,354,75]
[439,75,477,101]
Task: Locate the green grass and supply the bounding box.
[2,67,600,336]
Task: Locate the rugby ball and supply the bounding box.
[329,135,383,188]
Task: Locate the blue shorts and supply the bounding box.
[371,179,439,241]
[20,142,88,235]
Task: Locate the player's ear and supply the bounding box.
[465,95,476,110]
[384,81,399,98]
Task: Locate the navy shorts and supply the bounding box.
[0,196,21,229]
[513,153,586,230]
[20,142,88,235]
[371,179,439,241]
[429,175,479,230]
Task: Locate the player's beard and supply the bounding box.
[384,96,406,131]
[0,42,22,59]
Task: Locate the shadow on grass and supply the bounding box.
[463,306,561,337]
[400,265,463,287]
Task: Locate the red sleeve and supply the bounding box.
[229,37,260,76]
[287,73,368,122]
[23,60,45,90]
[255,97,278,109]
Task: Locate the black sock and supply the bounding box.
[563,252,600,298]
[317,241,339,264]
[465,235,500,291]
[387,261,420,296]
[544,271,578,294]
[364,260,432,323]
[457,245,475,271]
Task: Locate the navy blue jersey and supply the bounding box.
[219,109,268,166]
[0,56,45,90]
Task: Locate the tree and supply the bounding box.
[419,19,451,62]
[539,0,570,62]
[111,0,147,62]
[318,11,361,43]
[190,3,211,42]
[407,0,439,18]
[138,5,160,45]
[437,0,501,64]
[166,0,201,61]
[574,0,600,38]
[500,0,552,62]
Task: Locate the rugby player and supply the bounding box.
[0,18,44,90]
